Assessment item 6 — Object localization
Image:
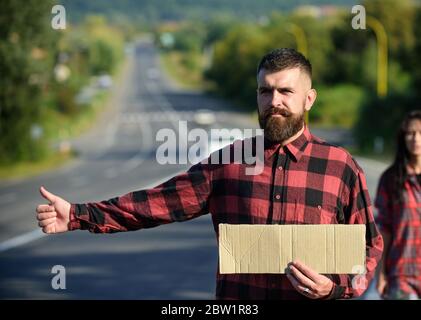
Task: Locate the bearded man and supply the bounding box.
[35,48,383,300]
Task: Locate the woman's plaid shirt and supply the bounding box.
[69,126,383,300]
[375,168,421,280]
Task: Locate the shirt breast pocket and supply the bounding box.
[303,204,339,224]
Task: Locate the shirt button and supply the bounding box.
[275,194,281,200]
[278,166,283,170]
[317,205,322,210]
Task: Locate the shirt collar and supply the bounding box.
[264,125,312,162]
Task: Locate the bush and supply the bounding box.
[353,92,419,154]
[56,85,79,115]
[311,84,366,128]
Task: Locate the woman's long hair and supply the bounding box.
[390,110,421,202]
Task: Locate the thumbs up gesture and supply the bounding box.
[36,186,71,234]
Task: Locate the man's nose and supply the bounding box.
[270,90,283,107]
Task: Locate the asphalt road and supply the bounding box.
[0,38,388,300]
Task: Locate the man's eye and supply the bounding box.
[280,89,292,94]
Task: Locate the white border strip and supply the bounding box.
[0,229,46,253]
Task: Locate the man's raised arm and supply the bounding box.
[35,162,212,234]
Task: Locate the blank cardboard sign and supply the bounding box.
[219,224,365,274]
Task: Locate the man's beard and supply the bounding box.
[258,107,305,143]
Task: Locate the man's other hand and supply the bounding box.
[286,259,334,299]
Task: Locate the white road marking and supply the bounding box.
[0,229,45,253]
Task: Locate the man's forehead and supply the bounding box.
[257,67,311,88]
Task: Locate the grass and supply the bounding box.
[0,59,128,181]
[0,93,106,181]
[159,50,211,90]
[310,84,366,129]
[0,92,107,182]
[0,151,76,181]
[43,91,109,142]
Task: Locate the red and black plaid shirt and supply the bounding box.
[69,126,383,299]
[375,168,421,282]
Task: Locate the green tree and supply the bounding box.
[412,7,421,97]
[0,0,57,163]
[350,0,419,153]
[83,15,124,75]
[354,92,418,154]
[206,24,270,109]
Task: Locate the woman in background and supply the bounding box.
[375,110,421,299]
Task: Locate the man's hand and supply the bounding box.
[36,186,71,234]
[286,260,334,299]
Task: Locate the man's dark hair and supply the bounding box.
[257,48,312,79]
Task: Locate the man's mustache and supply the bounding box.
[264,108,292,119]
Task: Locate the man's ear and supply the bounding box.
[304,88,317,112]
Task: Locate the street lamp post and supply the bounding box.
[366,16,388,98]
[286,23,310,124]
[366,16,388,154]
[287,23,308,57]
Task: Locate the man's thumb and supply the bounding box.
[40,186,57,203]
